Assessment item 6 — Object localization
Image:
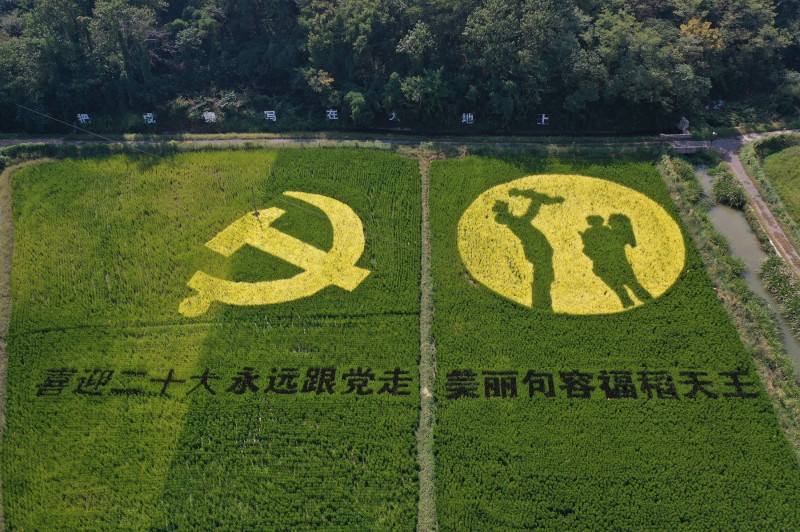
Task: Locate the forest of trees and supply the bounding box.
[0,0,799,133]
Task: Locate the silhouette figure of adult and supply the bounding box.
[579,214,652,308]
[493,188,565,311]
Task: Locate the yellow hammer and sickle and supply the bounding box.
[179,191,370,317]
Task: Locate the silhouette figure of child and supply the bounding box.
[493,188,565,311]
[579,214,652,308]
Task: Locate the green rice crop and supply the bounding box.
[3,149,421,530]
[429,155,800,530]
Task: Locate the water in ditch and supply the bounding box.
[696,167,800,379]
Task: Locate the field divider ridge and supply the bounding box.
[416,156,438,531]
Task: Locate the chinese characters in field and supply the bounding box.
[37,366,414,398]
[444,369,759,400]
[37,366,758,402]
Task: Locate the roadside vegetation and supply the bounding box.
[661,155,800,459]
[764,143,800,226]
[740,134,800,250]
[734,135,800,345]
[710,163,747,209]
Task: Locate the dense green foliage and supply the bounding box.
[711,162,747,209]
[429,155,800,529]
[760,255,800,336]
[1,0,800,133]
[2,149,422,529]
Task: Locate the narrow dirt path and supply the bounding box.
[668,130,800,276]
[0,135,660,150]
[713,131,800,277]
[416,156,438,532]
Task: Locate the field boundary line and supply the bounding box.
[416,156,438,531]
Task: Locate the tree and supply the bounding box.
[589,8,710,126]
[710,0,789,93]
[344,90,374,125]
[401,67,449,123]
[22,0,97,121]
[89,0,168,107]
[300,0,397,89]
[461,0,585,126]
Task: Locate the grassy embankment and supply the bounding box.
[737,136,800,338]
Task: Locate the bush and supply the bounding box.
[760,255,800,335]
[712,164,747,209]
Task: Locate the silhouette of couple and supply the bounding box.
[493,188,651,311]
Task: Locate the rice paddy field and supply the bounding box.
[2,149,422,530]
[2,147,800,530]
[429,154,800,530]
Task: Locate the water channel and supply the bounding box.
[696,166,800,380]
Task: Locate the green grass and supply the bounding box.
[764,145,800,228]
[429,155,800,530]
[2,149,422,530]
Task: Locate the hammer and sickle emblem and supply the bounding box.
[179,191,370,317]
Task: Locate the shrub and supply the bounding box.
[712,164,747,209]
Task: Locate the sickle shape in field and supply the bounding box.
[179,191,370,317]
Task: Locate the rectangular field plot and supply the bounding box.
[2,149,421,530]
[429,155,800,530]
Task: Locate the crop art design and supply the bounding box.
[458,174,685,314]
[179,191,370,316]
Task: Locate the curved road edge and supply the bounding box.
[713,130,800,277]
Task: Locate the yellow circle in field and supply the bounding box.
[458,175,685,314]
